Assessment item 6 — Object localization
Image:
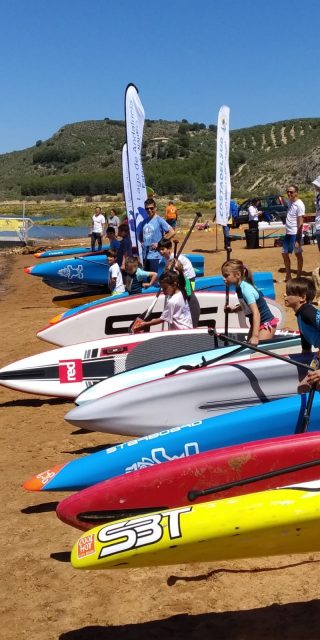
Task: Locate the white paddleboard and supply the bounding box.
[37,291,285,346]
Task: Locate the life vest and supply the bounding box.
[166,205,177,220]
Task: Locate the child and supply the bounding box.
[106,226,120,251]
[284,277,320,388]
[158,238,196,288]
[124,256,158,295]
[134,270,193,332]
[165,258,200,327]
[117,223,133,270]
[221,258,278,345]
[107,249,125,295]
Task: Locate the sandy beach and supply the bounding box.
[1,230,320,640]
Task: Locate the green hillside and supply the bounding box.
[0,117,319,200]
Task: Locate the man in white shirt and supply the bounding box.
[248,198,261,229]
[91,206,106,251]
[281,185,305,281]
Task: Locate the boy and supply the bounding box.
[158,238,196,288]
[106,226,120,251]
[284,276,320,387]
[281,185,305,281]
[124,256,158,295]
[117,223,132,270]
[107,249,125,295]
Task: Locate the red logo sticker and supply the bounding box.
[59,359,83,383]
[77,534,95,559]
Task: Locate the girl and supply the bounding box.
[134,270,193,332]
[221,259,277,345]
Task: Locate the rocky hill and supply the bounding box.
[0,117,319,200]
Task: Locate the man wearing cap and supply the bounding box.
[312,176,320,251]
[281,185,305,281]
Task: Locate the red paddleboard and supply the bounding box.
[56,432,320,531]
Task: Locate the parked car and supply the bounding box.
[234,195,288,226]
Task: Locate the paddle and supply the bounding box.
[299,383,318,433]
[129,211,202,333]
[224,246,232,345]
[211,331,314,373]
[187,456,320,502]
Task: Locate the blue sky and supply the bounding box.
[0,0,319,153]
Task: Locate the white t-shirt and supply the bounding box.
[92,214,106,234]
[248,205,259,221]
[169,253,196,279]
[285,199,305,235]
[160,291,193,330]
[108,263,125,293]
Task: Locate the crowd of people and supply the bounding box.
[87,177,320,379]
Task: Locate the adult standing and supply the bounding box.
[281,185,305,281]
[107,208,120,236]
[312,176,320,250]
[248,198,261,229]
[141,198,175,271]
[90,206,105,252]
[165,201,178,228]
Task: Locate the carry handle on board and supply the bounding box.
[129,211,202,333]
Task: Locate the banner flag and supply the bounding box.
[124,83,148,260]
[215,105,231,226]
[121,143,134,233]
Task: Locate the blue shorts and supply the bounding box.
[281,234,302,254]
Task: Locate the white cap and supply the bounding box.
[312,176,320,188]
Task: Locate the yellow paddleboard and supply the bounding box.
[71,481,320,570]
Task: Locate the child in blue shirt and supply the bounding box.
[124,256,158,295]
[284,277,320,388]
[221,258,278,345]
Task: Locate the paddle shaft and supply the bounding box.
[299,384,318,433]
[215,331,313,373]
[188,456,320,501]
[224,246,232,342]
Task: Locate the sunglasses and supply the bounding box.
[287,190,296,195]
[145,206,155,211]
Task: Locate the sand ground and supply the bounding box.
[1,228,320,640]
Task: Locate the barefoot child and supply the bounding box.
[107,249,125,295]
[124,256,158,295]
[134,270,193,331]
[221,258,278,345]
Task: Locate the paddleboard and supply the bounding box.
[74,332,301,407]
[57,432,320,530]
[0,328,220,397]
[23,393,320,492]
[25,253,204,292]
[37,291,285,346]
[65,351,311,435]
[52,271,276,309]
[71,480,320,569]
[35,245,110,259]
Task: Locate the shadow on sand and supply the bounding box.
[59,599,320,640]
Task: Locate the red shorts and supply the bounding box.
[259,317,278,331]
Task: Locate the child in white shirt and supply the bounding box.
[107,249,125,294]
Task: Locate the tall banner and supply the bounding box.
[124,83,148,261]
[215,105,231,226]
[121,143,134,230]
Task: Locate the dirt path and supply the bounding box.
[1,231,320,640]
